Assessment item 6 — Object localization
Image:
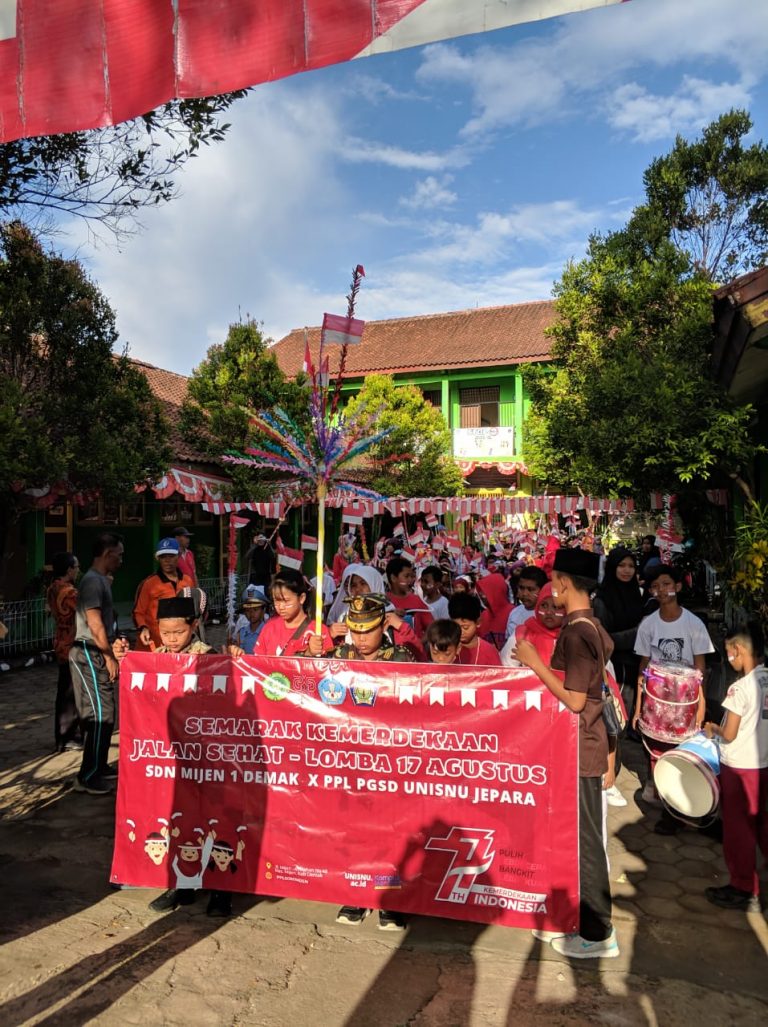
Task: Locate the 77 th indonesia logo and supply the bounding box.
[424,826,548,914]
[425,826,496,903]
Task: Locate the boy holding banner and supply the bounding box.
[513,548,619,959]
[332,593,414,931]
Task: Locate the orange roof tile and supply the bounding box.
[130,359,212,465]
[272,300,556,378]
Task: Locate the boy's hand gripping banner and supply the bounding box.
[111,652,579,932]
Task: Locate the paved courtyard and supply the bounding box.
[1,661,767,1026]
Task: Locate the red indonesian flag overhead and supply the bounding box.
[0,1,627,143]
[276,539,303,571]
[321,313,365,348]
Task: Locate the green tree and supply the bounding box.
[0,221,172,522]
[180,318,307,500]
[626,109,768,281]
[523,235,757,497]
[343,375,464,497]
[0,92,247,239]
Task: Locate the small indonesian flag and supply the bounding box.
[342,506,364,526]
[392,522,405,537]
[302,333,315,379]
[426,514,438,528]
[318,354,330,389]
[231,515,251,529]
[301,534,318,551]
[446,539,462,556]
[321,312,365,347]
[400,546,416,563]
[431,536,445,550]
[276,539,303,570]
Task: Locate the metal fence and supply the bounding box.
[0,597,54,660]
[198,576,241,621]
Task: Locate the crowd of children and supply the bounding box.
[104,523,767,945]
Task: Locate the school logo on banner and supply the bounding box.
[318,677,346,705]
[350,683,378,707]
[261,672,291,701]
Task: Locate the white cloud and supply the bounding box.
[406,199,625,266]
[399,175,457,209]
[607,77,755,142]
[343,73,425,105]
[417,0,768,138]
[344,138,468,171]
[358,262,561,323]
[67,85,366,371]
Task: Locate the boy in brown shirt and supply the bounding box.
[514,548,618,959]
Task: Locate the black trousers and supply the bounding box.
[54,660,81,747]
[69,644,116,783]
[579,776,613,941]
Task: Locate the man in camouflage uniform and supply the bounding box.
[333,594,412,931]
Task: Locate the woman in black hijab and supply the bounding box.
[594,546,645,713]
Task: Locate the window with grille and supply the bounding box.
[459,386,499,427]
[459,387,499,404]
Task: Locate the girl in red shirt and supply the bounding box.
[254,570,332,657]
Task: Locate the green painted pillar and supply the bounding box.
[27,509,45,586]
[514,372,524,457]
[441,377,450,427]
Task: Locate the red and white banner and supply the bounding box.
[322,313,365,348]
[301,534,319,551]
[143,466,230,503]
[0,2,624,143]
[342,505,365,526]
[275,539,303,570]
[204,495,634,519]
[111,653,579,932]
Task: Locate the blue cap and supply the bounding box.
[242,584,268,606]
[155,537,181,557]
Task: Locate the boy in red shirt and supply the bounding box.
[448,593,501,666]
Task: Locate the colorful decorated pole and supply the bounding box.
[314,482,327,633]
[223,265,393,643]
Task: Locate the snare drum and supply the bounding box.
[638,660,702,744]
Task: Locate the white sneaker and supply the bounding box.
[532,929,568,942]
[551,929,619,959]
[606,784,627,807]
[641,780,661,805]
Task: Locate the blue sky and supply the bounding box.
[68,0,768,375]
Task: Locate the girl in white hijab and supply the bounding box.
[327,562,427,658]
[327,563,386,628]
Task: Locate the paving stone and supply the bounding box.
[676,894,757,932]
[641,846,685,865]
[676,830,719,849]
[635,877,683,900]
[634,895,680,919]
[676,844,717,862]
[682,875,721,893]
[676,859,721,879]
[642,863,683,883]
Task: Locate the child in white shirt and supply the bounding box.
[703,622,768,912]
